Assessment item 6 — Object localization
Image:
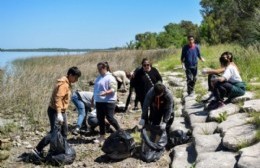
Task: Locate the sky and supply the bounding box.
[0,0,202,49]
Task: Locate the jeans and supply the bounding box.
[72,92,91,128]
[213,81,233,101]
[185,67,197,94]
[36,107,68,152]
[88,116,99,129]
[96,102,120,135]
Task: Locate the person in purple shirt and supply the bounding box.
[181,35,205,95]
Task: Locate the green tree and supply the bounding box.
[135,32,158,49]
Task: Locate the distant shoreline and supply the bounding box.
[0,48,121,52]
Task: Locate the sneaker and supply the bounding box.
[201,93,214,103]
[209,101,225,110]
[72,127,80,135]
[93,136,105,145]
[31,148,43,160]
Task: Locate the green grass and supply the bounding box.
[215,112,228,123]
[131,131,141,145]
[237,140,251,151]
[248,112,260,143]
[195,81,208,102]
[0,123,17,137]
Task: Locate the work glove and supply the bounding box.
[160,122,166,130]
[139,119,145,127]
[201,57,206,62]
[57,112,64,123]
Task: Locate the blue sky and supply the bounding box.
[0,0,202,49]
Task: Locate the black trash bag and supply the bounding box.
[45,126,76,166]
[168,130,190,147]
[101,129,135,160]
[140,124,167,163]
[46,141,76,166]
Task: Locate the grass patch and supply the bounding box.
[0,123,17,137]
[195,81,208,102]
[248,112,260,128]
[246,84,260,99]
[131,131,141,145]
[237,140,251,150]
[248,112,260,143]
[157,49,181,71]
[215,112,228,123]
[175,88,184,99]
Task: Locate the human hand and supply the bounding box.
[202,68,208,75]
[100,91,107,96]
[139,119,145,127]
[201,57,205,62]
[160,122,166,130]
[57,112,64,123]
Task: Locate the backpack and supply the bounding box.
[102,129,136,160]
[140,124,167,162]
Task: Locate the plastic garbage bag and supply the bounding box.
[102,129,135,160]
[140,124,167,162]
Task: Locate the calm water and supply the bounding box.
[0,51,87,68]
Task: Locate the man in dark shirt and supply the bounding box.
[139,82,174,133]
[181,35,205,95]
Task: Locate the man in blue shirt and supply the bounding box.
[181,35,205,95]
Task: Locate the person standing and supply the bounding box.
[32,67,81,159]
[181,35,205,95]
[133,58,162,108]
[93,62,120,144]
[139,82,174,133]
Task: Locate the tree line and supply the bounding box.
[127,0,260,49]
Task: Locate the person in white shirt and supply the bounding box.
[207,52,245,110]
[112,70,131,91]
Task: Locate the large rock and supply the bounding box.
[196,151,237,168]
[168,72,184,77]
[192,122,218,135]
[169,117,189,135]
[217,113,251,135]
[237,142,260,168]
[194,134,222,154]
[184,94,197,103]
[208,104,240,121]
[222,124,257,151]
[170,143,196,168]
[242,99,260,112]
[168,76,185,87]
[189,110,208,127]
[231,92,254,103]
[183,102,204,116]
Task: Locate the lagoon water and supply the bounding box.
[0,51,87,68]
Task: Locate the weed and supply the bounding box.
[215,112,228,123]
